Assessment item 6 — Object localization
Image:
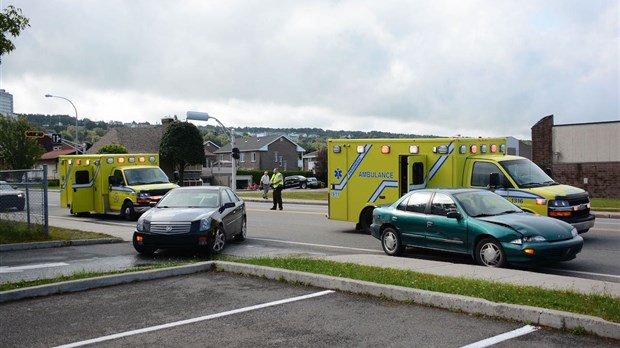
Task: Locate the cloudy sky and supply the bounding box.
[2,0,618,139]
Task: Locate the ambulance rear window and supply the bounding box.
[75,170,90,185]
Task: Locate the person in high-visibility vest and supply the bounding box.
[269,168,284,210]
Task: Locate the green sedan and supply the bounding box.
[370,188,583,267]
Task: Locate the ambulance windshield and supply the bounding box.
[499,159,558,188]
[125,168,170,186]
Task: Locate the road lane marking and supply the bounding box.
[248,237,383,253]
[461,325,540,348]
[247,208,325,215]
[54,290,335,348]
[0,262,69,273]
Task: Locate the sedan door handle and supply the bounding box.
[392,217,398,221]
[426,221,433,227]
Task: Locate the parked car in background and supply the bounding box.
[133,186,246,256]
[306,177,321,189]
[284,175,308,189]
[370,188,583,268]
[0,181,25,211]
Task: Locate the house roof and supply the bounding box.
[86,127,164,154]
[214,135,305,153]
[41,147,78,160]
[302,150,319,159]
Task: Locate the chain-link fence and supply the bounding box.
[0,166,49,239]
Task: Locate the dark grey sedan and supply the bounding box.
[132,186,246,255]
[0,181,25,211]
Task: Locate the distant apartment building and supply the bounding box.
[0,89,14,117]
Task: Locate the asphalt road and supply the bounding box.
[1,191,619,284]
[2,272,619,348]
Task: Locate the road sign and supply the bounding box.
[25,130,45,138]
[52,133,62,144]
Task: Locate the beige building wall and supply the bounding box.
[552,122,620,163]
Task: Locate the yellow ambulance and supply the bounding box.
[327,137,595,234]
[59,154,178,220]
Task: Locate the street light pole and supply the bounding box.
[45,94,80,153]
[186,111,236,191]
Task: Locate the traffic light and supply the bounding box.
[232,147,240,159]
[25,130,45,138]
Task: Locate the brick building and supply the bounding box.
[531,115,620,198]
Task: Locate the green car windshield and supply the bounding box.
[453,191,522,218]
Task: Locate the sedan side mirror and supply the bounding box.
[447,210,461,219]
[219,202,235,213]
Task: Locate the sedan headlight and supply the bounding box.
[510,235,547,245]
[571,228,578,238]
[200,218,211,232]
[136,220,145,232]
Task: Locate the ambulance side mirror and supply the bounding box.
[488,173,500,191]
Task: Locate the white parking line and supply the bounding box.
[460,325,540,348]
[0,262,69,273]
[53,290,335,348]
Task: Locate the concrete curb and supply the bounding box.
[1,261,618,340]
[0,238,123,252]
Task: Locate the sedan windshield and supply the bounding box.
[499,159,557,188]
[453,191,522,217]
[158,190,219,208]
[125,168,171,186]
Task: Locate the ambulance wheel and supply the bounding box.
[359,207,374,234]
[122,201,138,221]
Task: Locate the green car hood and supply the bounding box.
[478,213,574,242]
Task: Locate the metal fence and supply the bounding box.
[0,166,49,238]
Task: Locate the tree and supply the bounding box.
[0,5,30,63]
[97,144,128,154]
[314,146,328,183]
[159,121,205,185]
[0,115,45,170]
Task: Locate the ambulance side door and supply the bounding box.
[108,169,127,211]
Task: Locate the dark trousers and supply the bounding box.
[272,186,283,209]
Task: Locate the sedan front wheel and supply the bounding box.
[211,226,226,253]
[475,238,506,267]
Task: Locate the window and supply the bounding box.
[411,162,424,185]
[111,170,124,186]
[274,151,279,162]
[471,162,505,187]
[75,170,90,185]
[430,193,457,216]
[240,152,245,162]
[406,192,432,213]
[251,152,257,162]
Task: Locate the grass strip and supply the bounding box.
[229,257,620,323]
[0,222,118,244]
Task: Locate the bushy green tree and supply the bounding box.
[159,121,205,184]
[0,116,44,169]
[0,5,30,63]
[97,144,128,154]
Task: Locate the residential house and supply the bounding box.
[302,150,319,173]
[213,135,305,172]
